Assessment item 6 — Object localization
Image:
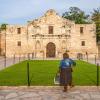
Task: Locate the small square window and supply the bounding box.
[17,28,21,34]
[49,26,53,34]
[17,41,21,46]
[80,27,84,34]
[81,41,85,46]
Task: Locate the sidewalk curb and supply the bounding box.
[0,86,100,90]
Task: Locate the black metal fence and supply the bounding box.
[0,53,100,71]
[76,53,100,65]
[26,61,100,86]
[0,53,100,86]
[0,53,34,70]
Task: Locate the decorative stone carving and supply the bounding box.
[2,9,97,58]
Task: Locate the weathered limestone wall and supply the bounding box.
[72,24,98,58]
[6,25,28,57]
[4,9,98,59]
[0,31,5,56]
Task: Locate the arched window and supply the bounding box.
[77,53,83,60]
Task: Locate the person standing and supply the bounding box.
[59,53,76,92]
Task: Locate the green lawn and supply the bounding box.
[0,60,99,86]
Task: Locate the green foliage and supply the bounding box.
[0,60,99,86]
[91,7,100,42]
[0,23,8,31]
[62,7,90,24]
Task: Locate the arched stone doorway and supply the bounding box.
[46,42,56,58]
[77,53,83,60]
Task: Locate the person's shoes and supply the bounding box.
[70,85,75,88]
[63,89,68,92]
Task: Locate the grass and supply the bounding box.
[0,60,99,86]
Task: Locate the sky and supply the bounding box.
[0,0,100,24]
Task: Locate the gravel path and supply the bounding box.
[0,86,100,100]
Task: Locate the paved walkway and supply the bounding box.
[83,59,100,65]
[0,86,100,100]
[0,57,26,70]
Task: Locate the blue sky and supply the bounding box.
[0,0,100,24]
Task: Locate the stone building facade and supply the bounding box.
[0,9,98,58]
[0,31,5,56]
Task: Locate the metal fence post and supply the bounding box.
[4,55,6,68]
[32,53,34,59]
[4,31,6,68]
[43,51,44,60]
[97,63,99,86]
[86,54,88,62]
[95,55,96,64]
[19,55,20,62]
[27,62,30,86]
[13,54,15,64]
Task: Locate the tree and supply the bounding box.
[0,23,8,31]
[62,7,90,24]
[91,7,100,42]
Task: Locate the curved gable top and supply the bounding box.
[45,9,58,16]
[28,9,75,26]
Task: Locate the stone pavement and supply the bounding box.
[0,86,100,100]
[0,57,26,71]
[83,59,100,65]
